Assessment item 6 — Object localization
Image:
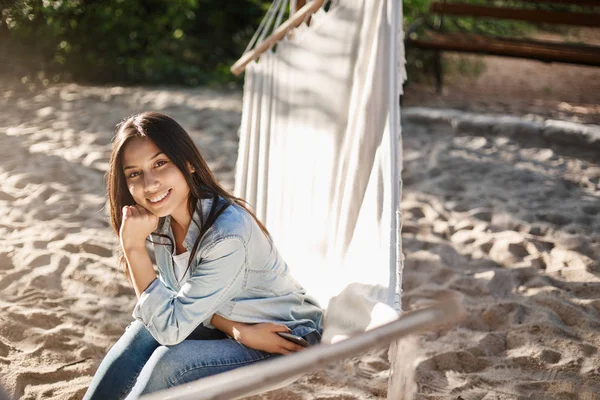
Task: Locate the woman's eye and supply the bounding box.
[155,160,167,167]
[127,171,140,179]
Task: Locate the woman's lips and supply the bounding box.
[147,188,172,206]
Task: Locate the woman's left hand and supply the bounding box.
[236,323,305,355]
[119,204,158,252]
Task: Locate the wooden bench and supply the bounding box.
[405,0,600,92]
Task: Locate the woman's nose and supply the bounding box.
[143,171,160,192]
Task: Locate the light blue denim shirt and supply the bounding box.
[132,195,323,346]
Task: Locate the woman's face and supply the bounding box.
[121,137,191,219]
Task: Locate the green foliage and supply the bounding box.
[0,0,590,87]
[403,0,432,24]
[0,0,269,86]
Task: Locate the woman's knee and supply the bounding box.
[137,346,176,394]
[122,320,156,345]
[104,320,160,371]
[83,321,160,400]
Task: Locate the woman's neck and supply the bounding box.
[170,207,192,253]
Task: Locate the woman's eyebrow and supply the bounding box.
[123,151,164,171]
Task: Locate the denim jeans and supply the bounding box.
[83,320,322,400]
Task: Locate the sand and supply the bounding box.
[0,61,599,399]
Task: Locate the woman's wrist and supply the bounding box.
[122,243,147,256]
[210,314,246,341]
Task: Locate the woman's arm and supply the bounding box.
[131,236,246,345]
[125,247,157,300]
[122,206,307,350]
[210,314,305,355]
[120,205,158,299]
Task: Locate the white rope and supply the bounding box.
[273,0,289,33]
[243,0,287,54]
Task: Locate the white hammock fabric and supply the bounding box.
[235,0,405,344]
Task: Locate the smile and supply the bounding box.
[147,189,171,204]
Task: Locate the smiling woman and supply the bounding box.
[82,112,323,399]
[121,138,191,225]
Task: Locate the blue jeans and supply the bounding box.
[83,320,321,400]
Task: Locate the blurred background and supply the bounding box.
[0,0,273,87]
[1,0,598,123]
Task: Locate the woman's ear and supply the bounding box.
[187,162,196,174]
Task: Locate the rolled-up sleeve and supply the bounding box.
[132,235,247,346]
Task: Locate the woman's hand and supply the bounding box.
[119,204,158,252]
[236,323,306,355]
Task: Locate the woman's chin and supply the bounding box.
[148,207,171,218]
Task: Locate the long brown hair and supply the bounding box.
[107,111,270,284]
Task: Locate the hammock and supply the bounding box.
[140,1,464,399]
[234,0,406,342]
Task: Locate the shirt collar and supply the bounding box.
[157,196,215,253]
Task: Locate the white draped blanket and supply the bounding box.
[234,0,406,345]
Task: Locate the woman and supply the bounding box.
[83,112,323,399]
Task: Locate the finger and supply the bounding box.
[277,338,300,353]
[123,206,135,219]
[270,324,292,333]
[278,348,292,355]
[129,206,139,217]
[293,344,306,352]
[134,204,147,214]
[137,205,157,220]
[139,206,158,223]
[122,206,129,219]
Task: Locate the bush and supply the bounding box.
[0,0,270,87]
[1,0,583,87]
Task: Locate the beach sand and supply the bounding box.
[0,63,599,399]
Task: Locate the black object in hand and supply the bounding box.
[276,331,310,348]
